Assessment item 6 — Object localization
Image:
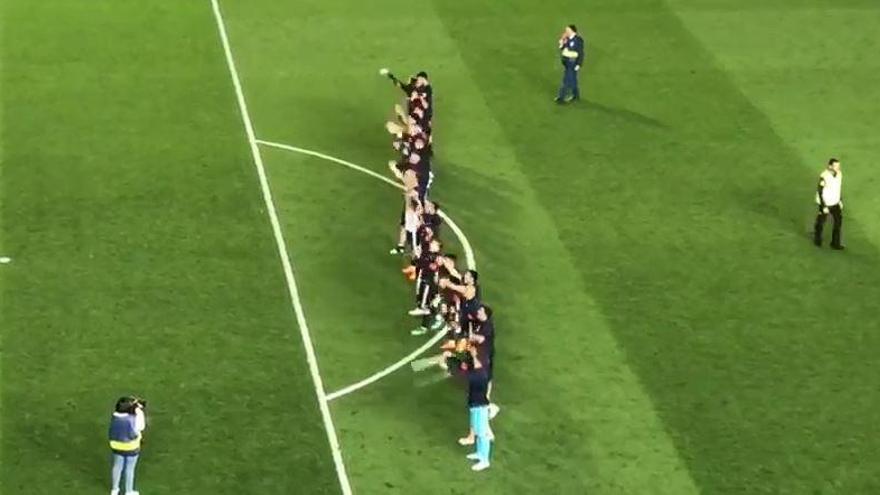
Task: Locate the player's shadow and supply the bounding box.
[732,177,880,265]
[723,122,880,262]
[512,49,667,130]
[576,99,668,129]
[429,158,528,279]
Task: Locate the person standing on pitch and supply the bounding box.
[464,354,492,471]
[814,158,845,250]
[459,305,500,447]
[109,396,147,495]
[555,24,585,104]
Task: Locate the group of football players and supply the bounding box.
[380,69,498,471]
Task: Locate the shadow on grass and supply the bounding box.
[574,99,668,129]
[509,46,668,130]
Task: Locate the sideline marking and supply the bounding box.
[209,2,352,493]
[256,138,478,401]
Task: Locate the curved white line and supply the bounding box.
[257,139,476,271]
[325,330,449,402]
[437,210,475,272]
[257,139,402,190]
[256,138,477,401]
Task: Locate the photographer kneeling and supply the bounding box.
[108,396,147,495]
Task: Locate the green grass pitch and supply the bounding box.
[2,0,880,493]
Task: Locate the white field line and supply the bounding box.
[209,2,352,494]
[255,139,477,400]
[256,139,476,270]
[436,210,475,272]
[325,331,448,401]
[256,139,402,189]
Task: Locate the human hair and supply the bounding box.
[481,304,493,319]
[115,396,136,414]
[416,71,429,79]
[828,158,840,166]
[568,24,578,33]
[467,269,479,284]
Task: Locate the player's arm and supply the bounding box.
[442,259,462,280]
[388,160,405,180]
[575,36,585,68]
[839,173,843,209]
[558,31,567,49]
[394,104,408,123]
[469,347,483,369]
[134,407,146,433]
[383,70,411,94]
[386,120,406,136]
[439,278,465,293]
[380,68,399,85]
[387,135,412,179]
[817,175,827,212]
[439,279,474,299]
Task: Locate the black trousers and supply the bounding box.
[814,204,843,247]
[415,271,436,308]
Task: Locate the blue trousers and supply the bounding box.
[111,453,139,492]
[557,63,580,100]
[469,406,491,463]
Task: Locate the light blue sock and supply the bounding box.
[476,434,491,463]
[475,406,491,463]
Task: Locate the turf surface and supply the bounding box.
[3,0,880,494]
[1,2,337,493]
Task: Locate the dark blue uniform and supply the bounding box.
[474,317,495,381]
[459,284,481,332]
[557,34,585,101]
[467,367,490,408]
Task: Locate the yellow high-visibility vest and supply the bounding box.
[109,433,142,452]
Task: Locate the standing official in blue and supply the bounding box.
[555,24,585,104]
[108,396,147,495]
